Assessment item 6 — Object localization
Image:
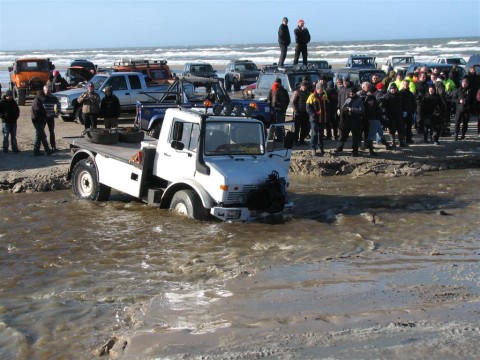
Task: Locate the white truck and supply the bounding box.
[381,56,415,73]
[63,108,294,221]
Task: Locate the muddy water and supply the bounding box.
[1,169,479,359]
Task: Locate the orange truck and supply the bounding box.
[8,58,55,105]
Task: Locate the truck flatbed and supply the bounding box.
[63,136,158,164]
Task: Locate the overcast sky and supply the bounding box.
[0,0,479,51]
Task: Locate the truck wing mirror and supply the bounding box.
[171,140,185,151]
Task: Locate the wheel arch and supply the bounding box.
[67,150,97,180]
[160,181,213,210]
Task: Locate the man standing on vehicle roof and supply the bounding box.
[293,19,311,66]
[278,17,291,68]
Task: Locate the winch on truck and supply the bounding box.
[63,107,294,222]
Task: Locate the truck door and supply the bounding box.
[154,120,198,182]
[265,122,294,174]
[103,75,131,111]
[128,74,148,107]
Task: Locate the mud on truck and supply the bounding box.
[8,58,55,105]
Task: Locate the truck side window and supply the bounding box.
[106,76,128,91]
[128,75,142,90]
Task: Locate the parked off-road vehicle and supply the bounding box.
[224,59,260,91]
[65,59,96,86]
[112,59,174,85]
[182,62,218,79]
[8,58,55,105]
[345,55,377,69]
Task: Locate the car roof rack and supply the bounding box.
[261,63,320,73]
[114,59,168,67]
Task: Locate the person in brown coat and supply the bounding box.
[77,82,101,129]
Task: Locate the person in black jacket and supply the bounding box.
[293,19,311,66]
[31,90,54,156]
[100,86,121,129]
[0,90,20,153]
[52,70,68,93]
[277,17,291,68]
[452,77,475,140]
[292,81,309,145]
[415,72,429,134]
[334,87,364,157]
[383,83,405,147]
[399,80,416,144]
[421,85,445,144]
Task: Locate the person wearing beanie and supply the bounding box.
[0,90,20,153]
[77,81,101,129]
[452,77,475,140]
[292,81,310,146]
[421,85,445,144]
[334,87,365,157]
[383,82,406,147]
[293,19,311,66]
[306,82,328,155]
[277,17,291,67]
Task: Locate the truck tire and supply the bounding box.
[148,121,162,139]
[169,189,209,221]
[14,86,26,106]
[233,78,241,91]
[72,159,111,201]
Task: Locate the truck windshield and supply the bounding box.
[87,75,108,89]
[204,121,264,156]
[17,60,50,72]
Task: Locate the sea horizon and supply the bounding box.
[1,36,478,87]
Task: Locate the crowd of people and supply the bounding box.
[269,60,480,157]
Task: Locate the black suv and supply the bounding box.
[182,62,217,79]
[224,59,260,91]
[252,64,322,118]
[344,55,377,69]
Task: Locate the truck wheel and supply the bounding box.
[72,159,111,201]
[170,189,209,221]
[233,78,241,91]
[14,86,26,106]
[74,107,84,125]
[148,121,162,139]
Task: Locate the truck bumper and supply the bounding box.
[211,202,293,222]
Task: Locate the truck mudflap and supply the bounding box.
[211,201,293,222]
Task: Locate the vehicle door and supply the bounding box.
[103,75,131,111]
[155,119,198,182]
[265,121,294,174]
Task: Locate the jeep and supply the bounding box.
[224,59,260,91]
[8,58,55,105]
[345,55,377,69]
[182,62,217,79]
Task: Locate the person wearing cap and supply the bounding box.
[293,19,311,66]
[278,17,291,68]
[306,82,328,155]
[452,77,475,140]
[292,80,309,145]
[267,78,290,140]
[0,90,20,154]
[421,85,445,144]
[52,69,68,93]
[78,82,101,129]
[334,86,364,157]
[100,86,121,129]
[41,85,61,151]
[31,90,54,156]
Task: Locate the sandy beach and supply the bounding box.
[1,104,480,359]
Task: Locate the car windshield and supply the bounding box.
[204,121,264,155]
[242,63,258,71]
